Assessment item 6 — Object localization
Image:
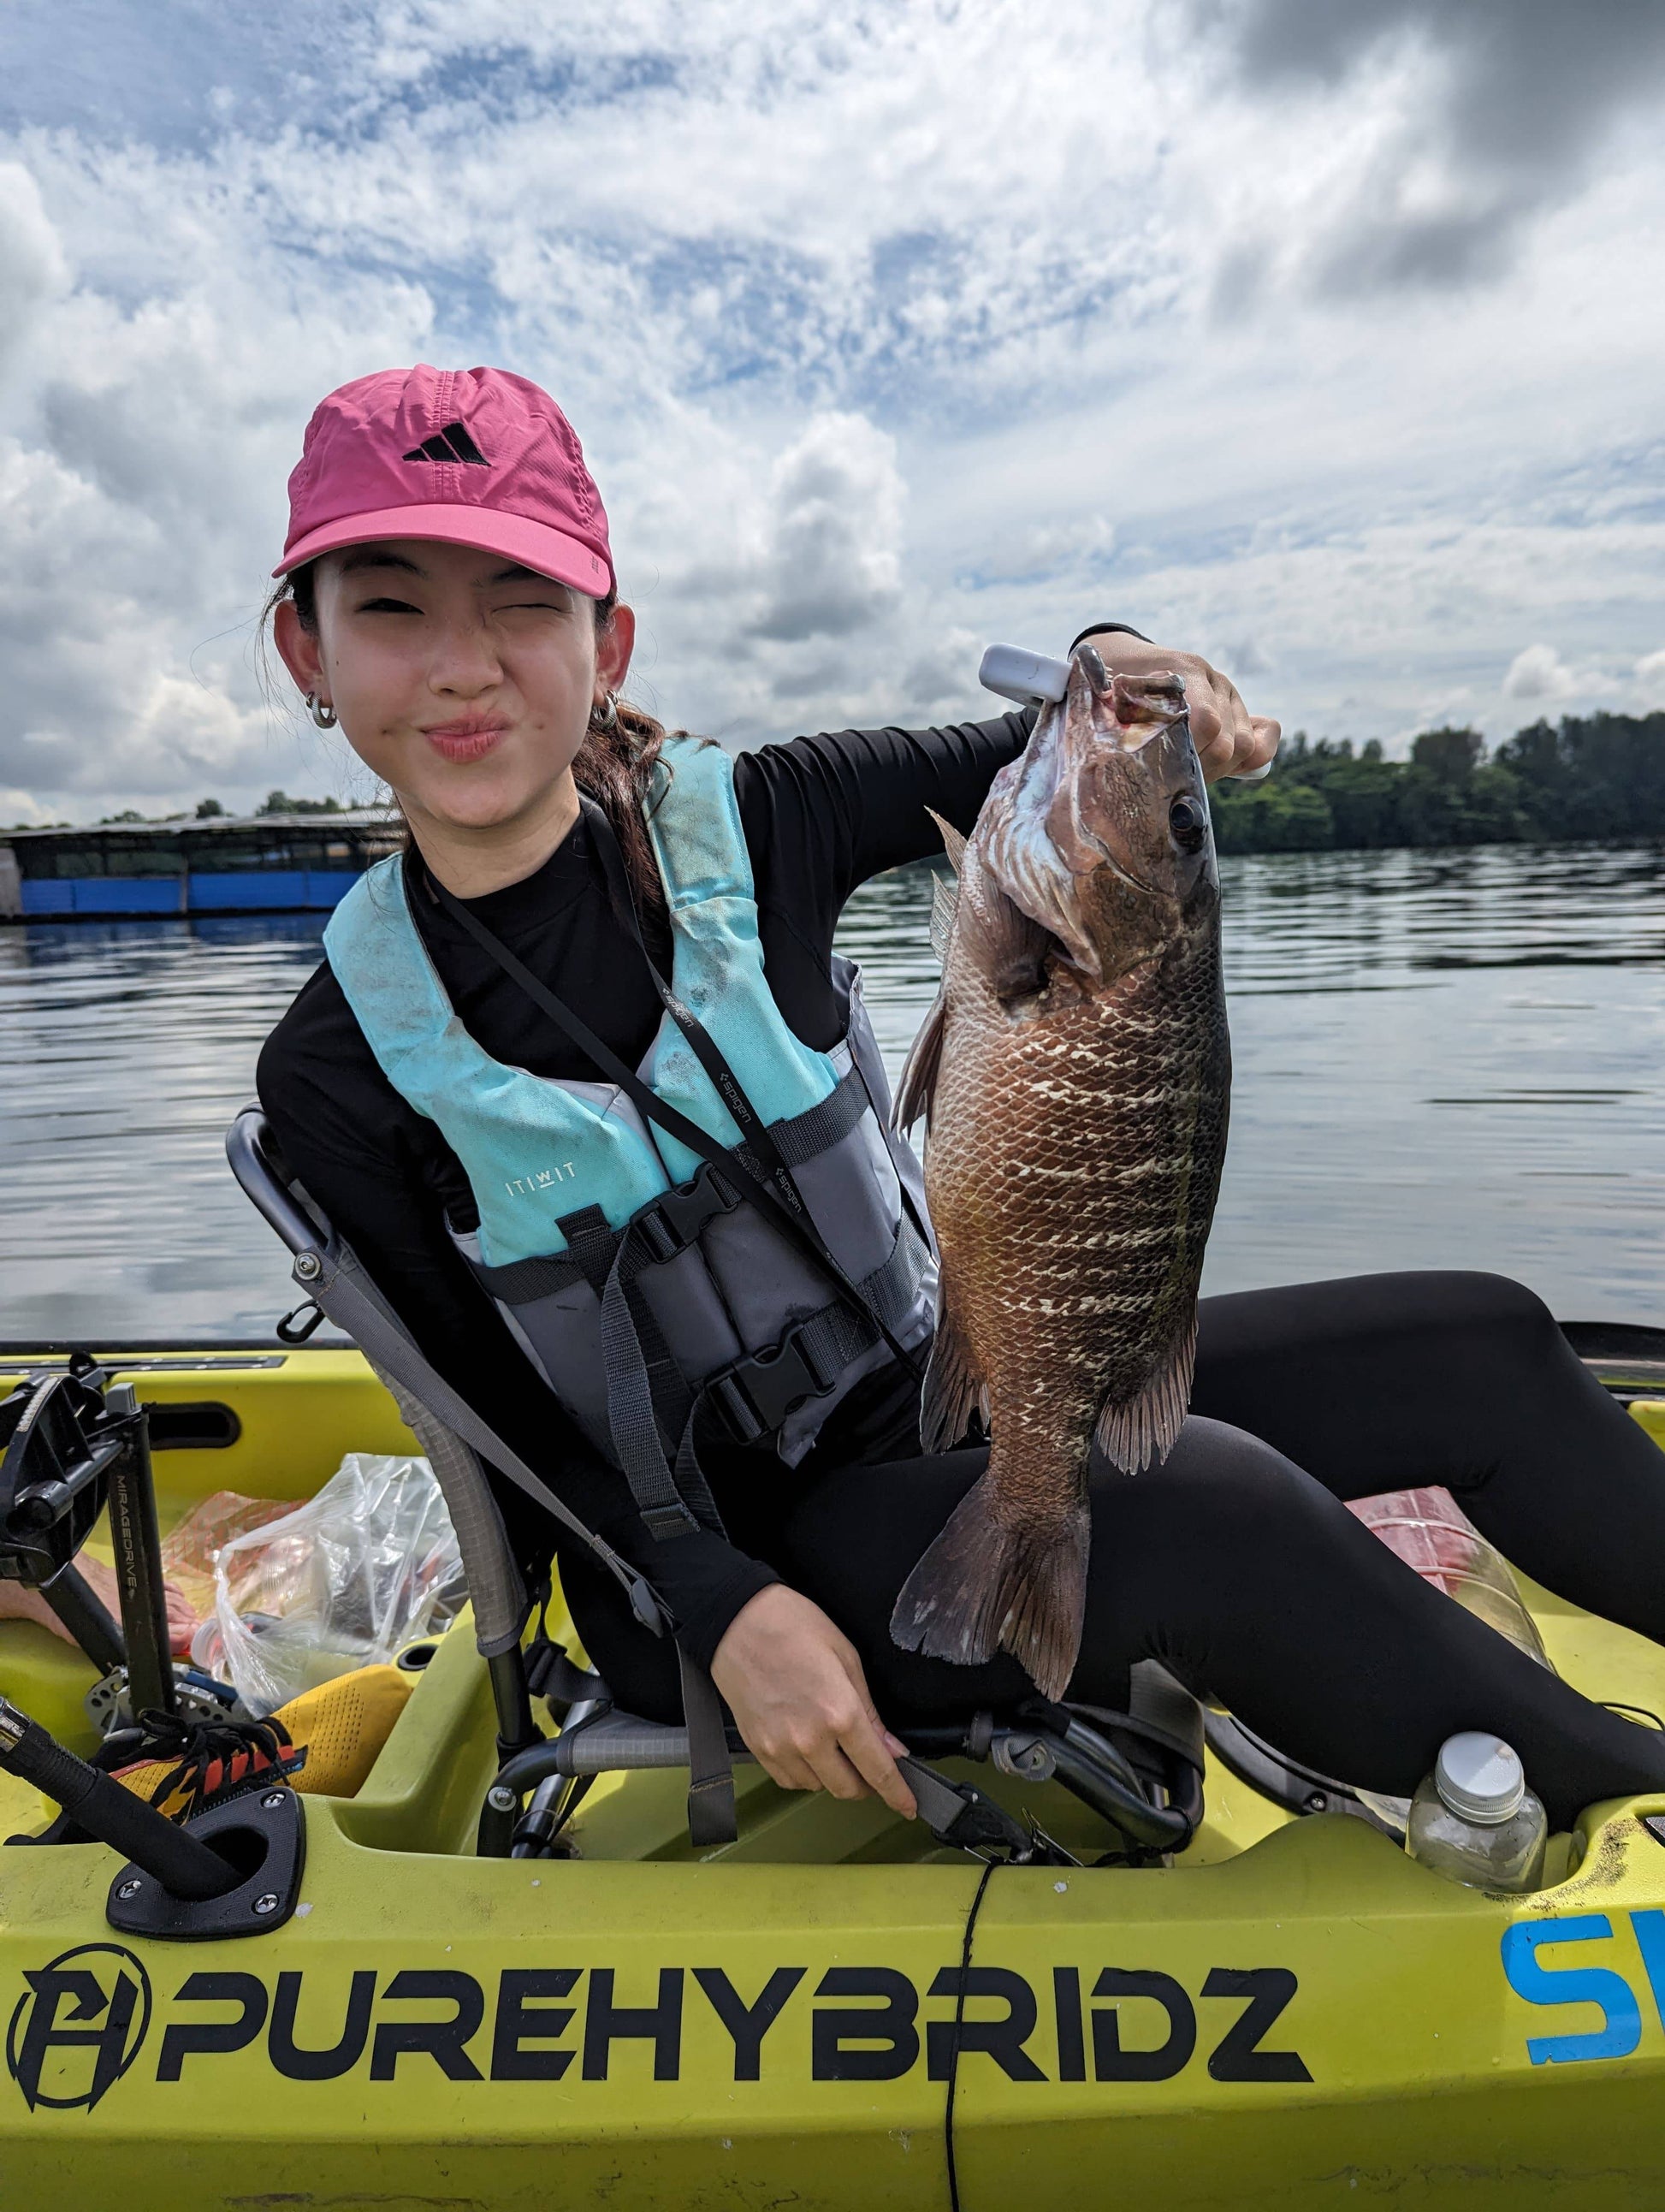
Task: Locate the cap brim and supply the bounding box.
[273,503,613,596]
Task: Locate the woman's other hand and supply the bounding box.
[1080,630,1280,784]
[710,1582,918,1818]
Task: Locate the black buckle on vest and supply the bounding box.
[640,1500,702,1539]
[709,1319,841,1443]
[637,1164,738,1263]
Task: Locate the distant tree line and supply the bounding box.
[1211,710,1665,855]
[80,791,347,827]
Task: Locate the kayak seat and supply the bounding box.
[225,1106,1206,1865]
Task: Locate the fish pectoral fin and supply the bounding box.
[928,869,960,964]
[918,1304,988,1453]
[926,807,968,875]
[893,988,949,1133]
[982,878,1059,1003]
[924,804,1053,999]
[1093,1311,1199,1475]
[889,1471,1089,1704]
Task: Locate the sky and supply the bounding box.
[1,0,1662,823]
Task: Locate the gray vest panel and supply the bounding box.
[457,958,935,1475]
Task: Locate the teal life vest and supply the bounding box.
[324,737,935,1523]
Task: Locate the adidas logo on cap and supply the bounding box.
[403,420,489,466]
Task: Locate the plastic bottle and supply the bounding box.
[1405,1731,1548,1892]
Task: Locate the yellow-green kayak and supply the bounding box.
[4,1343,1665,2209]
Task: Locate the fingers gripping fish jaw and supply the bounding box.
[1068,643,1186,735]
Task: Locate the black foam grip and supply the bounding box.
[2,1716,236,1901]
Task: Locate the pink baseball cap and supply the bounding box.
[274,364,613,596]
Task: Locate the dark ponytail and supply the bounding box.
[267,563,676,920]
[574,585,670,923]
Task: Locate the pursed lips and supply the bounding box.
[422,717,510,762]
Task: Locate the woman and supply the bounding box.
[260,364,1665,1834]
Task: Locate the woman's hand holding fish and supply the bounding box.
[1078,630,1280,782]
[711,1583,919,1818]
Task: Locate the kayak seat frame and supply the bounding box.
[495,1640,1207,1862]
[225,1107,1206,1865]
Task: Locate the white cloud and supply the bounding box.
[750,413,904,644]
[0,162,66,376]
[1503,644,1581,703]
[1633,649,1665,711]
[0,0,1661,814]
[0,786,56,827]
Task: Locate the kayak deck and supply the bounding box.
[3,1343,1662,1866]
[4,1345,1665,2208]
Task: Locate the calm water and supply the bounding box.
[3,843,1663,1343]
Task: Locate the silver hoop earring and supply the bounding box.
[589,691,619,733]
[306,691,338,730]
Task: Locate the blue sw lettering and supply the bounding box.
[1627,1907,1665,2032]
[1500,1915,1642,2065]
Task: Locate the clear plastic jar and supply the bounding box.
[1406,1731,1547,1892]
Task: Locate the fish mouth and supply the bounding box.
[981,668,1208,983]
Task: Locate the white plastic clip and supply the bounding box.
[977,643,1072,707]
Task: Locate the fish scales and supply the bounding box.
[890,652,1230,1699]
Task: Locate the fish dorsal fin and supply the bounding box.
[927,807,968,875]
[929,869,959,964]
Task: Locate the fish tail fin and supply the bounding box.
[1093,1310,1198,1474]
[890,1471,1089,1702]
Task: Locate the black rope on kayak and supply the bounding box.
[1603,1699,1665,1731]
[942,1858,997,2212]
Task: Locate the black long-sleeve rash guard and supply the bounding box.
[257,708,1035,1665]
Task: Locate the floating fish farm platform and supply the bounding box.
[0,813,400,922]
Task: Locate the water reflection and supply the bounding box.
[3,843,1663,1343]
[1210,844,1665,1312]
[0,918,329,1342]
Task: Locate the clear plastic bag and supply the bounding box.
[1347,1486,1554,1671]
[159,1489,295,1624]
[187,1454,467,1717]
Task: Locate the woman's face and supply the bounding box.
[274,537,634,835]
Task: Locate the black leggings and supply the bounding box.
[566,1272,1665,1829]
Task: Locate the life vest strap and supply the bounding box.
[678,1644,737,1850]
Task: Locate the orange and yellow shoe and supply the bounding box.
[114,1663,413,1818]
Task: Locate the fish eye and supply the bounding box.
[1169,793,1207,852]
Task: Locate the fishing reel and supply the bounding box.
[1,1360,305,1939]
[0,1355,176,1711]
[2,1355,248,1735]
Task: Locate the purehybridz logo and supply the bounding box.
[7,1943,153,2112]
[403,420,489,465]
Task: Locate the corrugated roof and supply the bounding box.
[2,810,397,843]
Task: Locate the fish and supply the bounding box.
[890,646,1230,1700]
